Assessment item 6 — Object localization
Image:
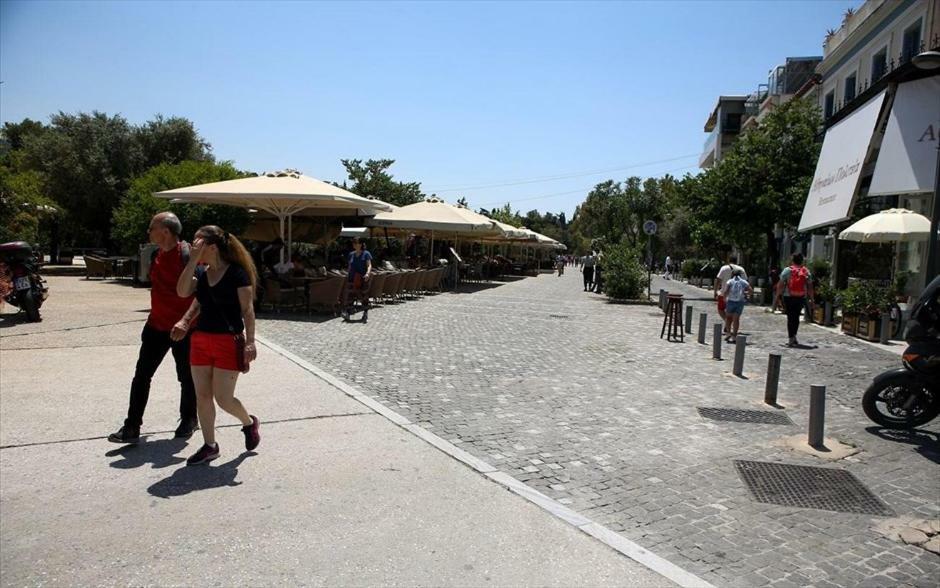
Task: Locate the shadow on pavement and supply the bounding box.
[147,452,256,498]
[107,437,189,469]
[865,427,940,465]
[0,311,33,329]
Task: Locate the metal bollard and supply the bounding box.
[764,354,781,405]
[733,335,747,376]
[659,289,666,310]
[698,313,707,344]
[824,301,833,327]
[879,312,891,344]
[712,324,723,360]
[808,385,826,447]
[685,305,693,334]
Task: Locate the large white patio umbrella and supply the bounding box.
[155,169,393,260]
[367,198,497,264]
[838,208,931,243]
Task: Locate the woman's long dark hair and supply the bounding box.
[197,225,258,291]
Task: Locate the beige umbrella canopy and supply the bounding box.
[367,198,500,264]
[367,198,495,233]
[839,208,931,243]
[155,169,393,260]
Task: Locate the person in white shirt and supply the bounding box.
[714,255,747,328]
[663,255,673,280]
[720,269,752,342]
[273,259,293,275]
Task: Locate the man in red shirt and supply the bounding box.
[109,212,197,444]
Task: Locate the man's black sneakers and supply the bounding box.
[186,443,220,465]
[174,417,199,439]
[107,425,141,444]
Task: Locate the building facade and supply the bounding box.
[807,0,939,295]
[699,96,748,169]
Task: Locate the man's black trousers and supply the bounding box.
[125,323,197,428]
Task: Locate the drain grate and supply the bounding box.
[735,460,893,516]
[548,314,571,320]
[697,407,794,425]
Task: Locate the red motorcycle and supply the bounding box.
[0,241,49,322]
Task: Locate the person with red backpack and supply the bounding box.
[776,253,815,347]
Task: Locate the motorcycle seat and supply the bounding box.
[0,241,32,253]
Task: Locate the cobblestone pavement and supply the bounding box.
[259,270,940,587]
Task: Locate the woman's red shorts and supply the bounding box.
[190,331,239,371]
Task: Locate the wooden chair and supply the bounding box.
[402,270,422,299]
[83,255,111,280]
[366,273,388,306]
[262,278,304,312]
[382,272,403,302]
[307,277,345,315]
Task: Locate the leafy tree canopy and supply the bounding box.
[111,160,251,254]
[341,158,425,208]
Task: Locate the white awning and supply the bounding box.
[798,90,888,232]
[868,76,940,196]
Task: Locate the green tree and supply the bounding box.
[135,115,213,169]
[677,98,822,267]
[341,158,425,207]
[111,160,251,253]
[481,203,523,227]
[9,111,212,247]
[601,241,647,300]
[0,168,59,245]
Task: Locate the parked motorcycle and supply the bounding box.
[862,275,940,429]
[0,241,49,322]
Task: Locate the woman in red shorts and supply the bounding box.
[175,225,260,465]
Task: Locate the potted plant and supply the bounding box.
[854,282,895,341]
[814,282,836,325]
[837,284,860,335]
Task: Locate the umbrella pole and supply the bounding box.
[279,215,286,264]
[384,227,390,250]
[288,215,293,260]
[430,231,434,267]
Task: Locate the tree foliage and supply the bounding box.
[601,241,647,300]
[341,158,425,207]
[2,111,213,247]
[111,160,251,253]
[676,98,822,265]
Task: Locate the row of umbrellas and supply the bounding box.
[155,170,565,261]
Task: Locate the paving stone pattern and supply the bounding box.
[260,271,940,587]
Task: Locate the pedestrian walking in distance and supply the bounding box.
[176,225,261,465]
[721,268,751,342]
[582,251,596,291]
[714,256,747,333]
[776,253,814,348]
[108,212,198,444]
[663,255,673,280]
[342,237,372,323]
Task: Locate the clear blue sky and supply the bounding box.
[0,0,862,218]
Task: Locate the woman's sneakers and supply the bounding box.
[186,443,220,465]
[242,415,261,451]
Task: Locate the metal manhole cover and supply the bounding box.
[697,407,794,425]
[734,460,893,516]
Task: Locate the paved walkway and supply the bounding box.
[0,276,670,587]
[261,270,940,588]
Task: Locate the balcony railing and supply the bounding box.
[702,126,719,154]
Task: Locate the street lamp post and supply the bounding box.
[912,50,940,279]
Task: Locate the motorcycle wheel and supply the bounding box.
[21,289,41,322]
[862,372,939,429]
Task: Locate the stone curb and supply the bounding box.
[256,334,715,588]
